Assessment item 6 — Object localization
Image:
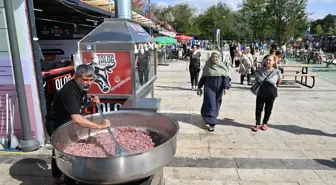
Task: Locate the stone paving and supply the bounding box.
[156,50,336,185]
[0,50,336,184]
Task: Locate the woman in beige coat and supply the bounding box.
[239,47,253,85]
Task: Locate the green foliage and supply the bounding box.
[311,14,336,35]
[150,0,310,41]
[316,24,323,35]
[265,0,308,43]
[150,3,199,35]
[239,0,268,40]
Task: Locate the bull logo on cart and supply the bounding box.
[88,53,117,93]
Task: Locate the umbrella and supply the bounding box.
[175,35,193,41]
[155,37,177,45]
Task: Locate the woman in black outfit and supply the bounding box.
[229,42,236,66]
[186,45,202,90]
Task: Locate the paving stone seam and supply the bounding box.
[313,169,328,184]
[235,168,242,181]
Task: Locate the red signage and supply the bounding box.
[45,73,73,96]
[82,99,126,115]
[81,51,132,95]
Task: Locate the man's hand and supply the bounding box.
[91,95,100,104]
[100,119,111,129]
[224,89,229,95]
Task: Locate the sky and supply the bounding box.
[151,0,336,20]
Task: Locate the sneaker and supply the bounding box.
[251,125,260,132]
[191,86,194,90]
[208,125,215,132]
[261,124,268,131]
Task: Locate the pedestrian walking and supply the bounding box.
[196,52,231,132]
[275,51,284,74]
[239,47,253,85]
[229,42,236,66]
[281,43,287,59]
[186,45,202,90]
[221,47,232,77]
[234,47,242,67]
[252,55,281,132]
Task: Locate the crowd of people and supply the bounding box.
[185,42,283,132]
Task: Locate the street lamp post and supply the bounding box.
[4,0,40,152]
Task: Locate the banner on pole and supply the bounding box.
[216,29,220,45]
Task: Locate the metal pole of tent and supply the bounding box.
[3,0,40,152]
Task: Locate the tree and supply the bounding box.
[231,11,253,41]
[239,0,268,40]
[196,2,237,40]
[151,3,197,35]
[316,24,323,35]
[150,0,309,41]
[168,3,197,35]
[151,3,171,22]
[266,0,308,44]
[311,14,336,35]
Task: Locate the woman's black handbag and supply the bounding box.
[250,70,274,95]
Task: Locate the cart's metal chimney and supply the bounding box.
[115,0,132,19]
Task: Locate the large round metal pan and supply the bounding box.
[51,110,179,184]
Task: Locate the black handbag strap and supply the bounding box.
[260,70,274,85]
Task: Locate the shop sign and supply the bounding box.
[45,73,73,95]
[81,51,132,95]
[82,99,125,114]
[88,53,117,93]
[55,75,72,91]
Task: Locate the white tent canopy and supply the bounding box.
[159,31,176,38]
